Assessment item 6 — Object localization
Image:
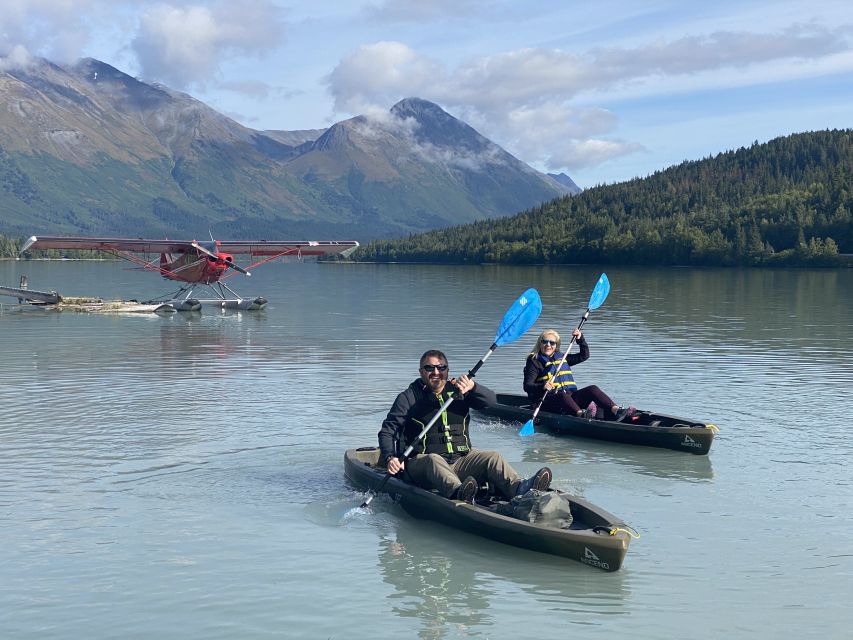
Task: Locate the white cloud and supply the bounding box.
[499,103,633,171]
[1,2,850,180]
[131,0,286,90]
[0,45,34,71]
[325,23,853,171]
[349,108,505,172]
[0,0,287,87]
[327,41,445,114]
[588,24,851,77]
[549,139,645,172]
[411,141,503,172]
[0,0,104,63]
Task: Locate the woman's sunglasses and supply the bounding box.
[541,339,557,346]
[422,364,448,372]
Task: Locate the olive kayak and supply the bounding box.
[476,393,717,455]
[345,447,632,572]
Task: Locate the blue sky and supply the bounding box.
[2,0,851,187]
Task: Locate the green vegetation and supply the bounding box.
[0,234,114,260]
[0,234,20,258]
[355,130,852,267]
[5,130,851,267]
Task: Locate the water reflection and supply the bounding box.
[377,515,630,639]
[581,448,714,482]
[509,430,715,483]
[599,267,852,344]
[2,261,849,638]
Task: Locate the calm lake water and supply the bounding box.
[0,260,850,639]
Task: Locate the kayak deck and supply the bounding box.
[477,393,717,455]
[345,447,632,572]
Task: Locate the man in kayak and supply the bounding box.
[524,328,636,420]
[379,349,551,503]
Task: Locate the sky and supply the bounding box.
[1,0,852,188]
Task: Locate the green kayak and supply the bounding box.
[477,393,718,455]
[345,447,633,572]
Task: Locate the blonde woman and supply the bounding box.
[523,329,635,421]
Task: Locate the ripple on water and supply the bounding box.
[1,263,851,638]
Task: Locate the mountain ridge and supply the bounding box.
[0,57,575,240]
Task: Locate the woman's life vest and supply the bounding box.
[535,351,577,392]
[402,388,471,457]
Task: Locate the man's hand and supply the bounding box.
[451,374,475,394]
[386,456,404,474]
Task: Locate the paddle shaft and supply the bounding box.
[360,344,496,508]
[528,310,591,422]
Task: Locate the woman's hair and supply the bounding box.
[530,330,561,356]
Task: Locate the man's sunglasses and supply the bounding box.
[541,339,557,346]
[422,364,448,372]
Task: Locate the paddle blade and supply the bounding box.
[519,419,535,437]
[494,288,542,346]
[587,273,610,310]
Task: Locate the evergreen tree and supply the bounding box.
[354,130,852,267]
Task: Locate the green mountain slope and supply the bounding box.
[0,58,571,241]
[355,130,853,267]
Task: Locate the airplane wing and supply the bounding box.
[215,240,360,258]
[22,236,360,257]
[21,236,197,254]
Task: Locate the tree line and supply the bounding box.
[4,130,850,267]
[354,129,852,267]
[0,235,113,260]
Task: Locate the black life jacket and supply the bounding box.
[402,386,471,457]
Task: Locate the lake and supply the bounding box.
[0,260,850,639]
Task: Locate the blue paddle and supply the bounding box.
[360,288,542,508]
[519,274,611,437]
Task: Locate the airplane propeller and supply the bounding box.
[191,241,251,276]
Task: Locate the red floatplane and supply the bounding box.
[20,235,359,311]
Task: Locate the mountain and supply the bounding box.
[0,57,573,240]
[547,172,581,194]
[354,130,853,267]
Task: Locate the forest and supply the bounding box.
[354,130,852,267]
[3,130,851,267]
[0,235,108,260]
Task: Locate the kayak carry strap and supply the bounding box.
[594,524,640,539]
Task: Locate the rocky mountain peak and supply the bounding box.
[0,56,578,240]
[69,57,173,111]
[391,97,450,121]
[390,97,485,150]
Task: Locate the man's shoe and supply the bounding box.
[515,466,552,496]
[532,466,552,491]
[454,476,478,503]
